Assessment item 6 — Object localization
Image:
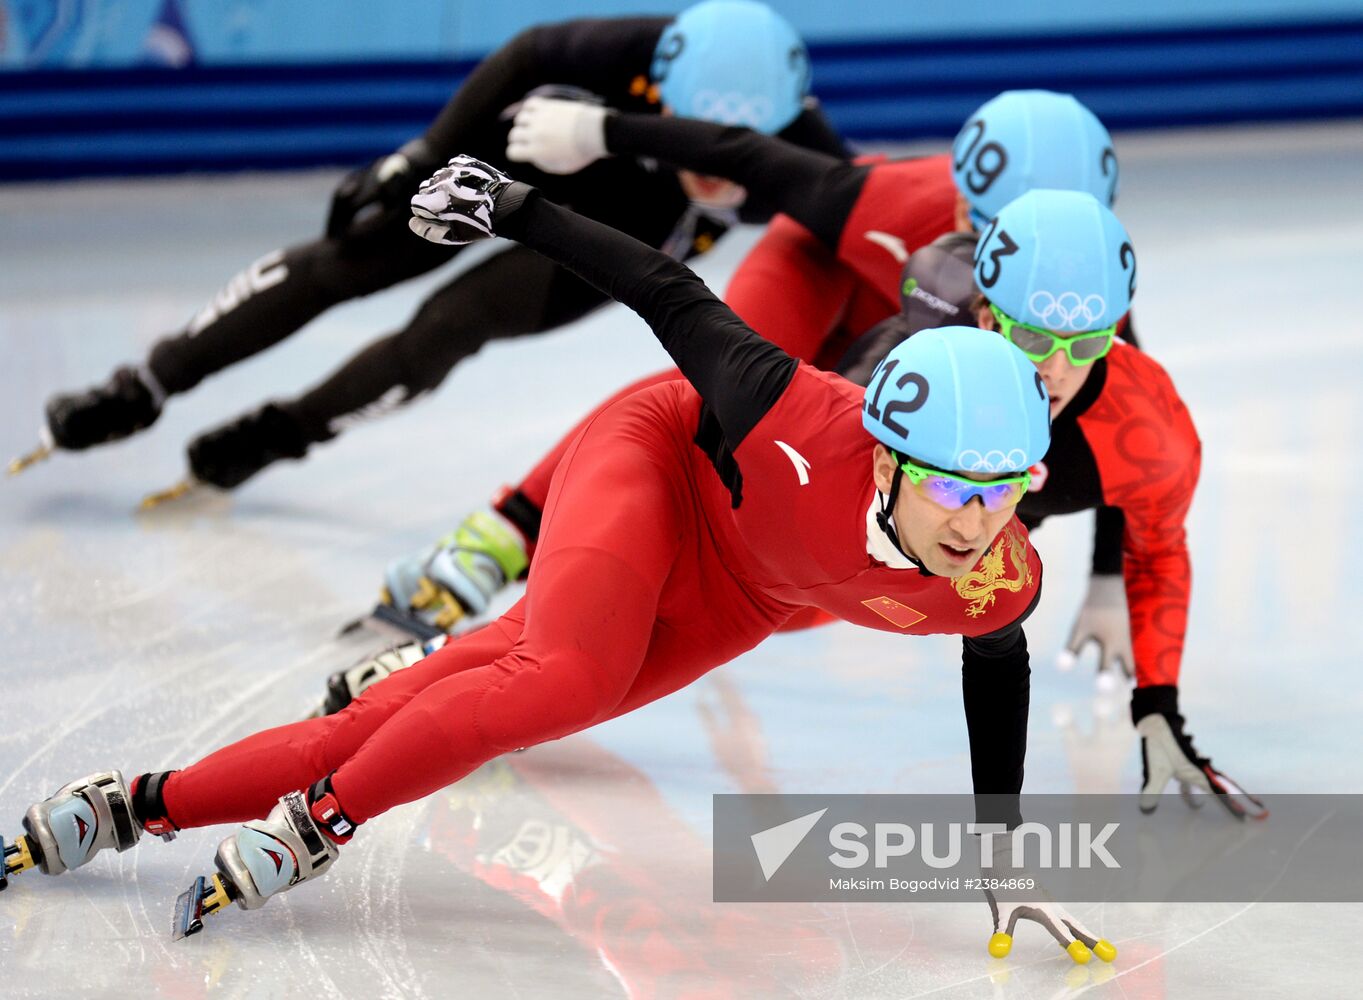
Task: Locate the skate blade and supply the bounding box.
[1,834,39,890]
[139,479,200,510]
[6,442,54,477]
[337,603,447,644]
[172,873,234,940]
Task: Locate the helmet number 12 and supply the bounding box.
[865,359,931,438]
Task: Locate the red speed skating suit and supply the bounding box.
[494,115,1192,688]
[157,192,1038,832]
[504,150,956,551]
[1049,340,1201,686]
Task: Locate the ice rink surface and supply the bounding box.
[2,121,1362,999]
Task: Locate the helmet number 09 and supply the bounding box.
[952,118,1009,196]
[865,359,931,438]
[973,218,1019,290]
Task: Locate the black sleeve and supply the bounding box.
[423,18,669,161]
[960,584,1041,829]
[497,186,795,450]
[737,100,854,223]
[604,113,868,251]
[1091,506,1125,575]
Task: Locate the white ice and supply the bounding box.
[1,121,1362,999]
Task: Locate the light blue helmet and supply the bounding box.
[975,189,1136,332]
[861,326,1050,474]
[952,90,1117,230]
[651,0,809,134]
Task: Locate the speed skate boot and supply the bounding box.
[2,771,165,889]
[314,635,448,718]
[142,403,310,508]
[187,403,311,490]
[381,509,530,632]
[10,367,164,474]
[174,781,350,939]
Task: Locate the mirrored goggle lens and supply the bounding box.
[917,475,1026,512]
[1068,332,1114,361]
[1007,324,1056,359]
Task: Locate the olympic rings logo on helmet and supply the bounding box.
[690,90,776,128]
[955,449,1030,473]
[1026,291,1108,331]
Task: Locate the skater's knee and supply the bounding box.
[387,300,490,395]
[301,239,407,303]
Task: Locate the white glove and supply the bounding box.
[1135,710,1268,820]
[507,96,610,175]
[1057,574,1134,680]
[409,155,514,245]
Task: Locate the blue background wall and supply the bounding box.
[3,0,1362,179]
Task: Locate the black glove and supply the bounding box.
[326,137,438,241]
[1132,685,1267,820]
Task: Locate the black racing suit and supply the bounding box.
[138,17,847,486]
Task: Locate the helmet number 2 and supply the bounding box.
[865,359,931,438]
[973,218,1019,290]
[952,118,1009,196]
[1120,240,1137,299]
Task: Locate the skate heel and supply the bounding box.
[172,872,238,940]
[0,834,43,890]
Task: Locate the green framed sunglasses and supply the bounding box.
[896,452,1032,513]
[989,303,1117,366]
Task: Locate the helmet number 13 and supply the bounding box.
[974,218,1019,290]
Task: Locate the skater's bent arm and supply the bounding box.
[497,189,795,444]
[603,114,867,250]
[424,18,668,160]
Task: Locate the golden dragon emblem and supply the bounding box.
[951,524,1034,618]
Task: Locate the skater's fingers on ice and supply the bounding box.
[987,902,1080,962]
[1058,632,1093,672]
[1178,781,1206,809]
[1003,903,1115,964]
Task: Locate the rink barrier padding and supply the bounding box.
[2,17,1362,181]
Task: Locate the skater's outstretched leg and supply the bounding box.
[180,244,608,492]
[16,214,455,473]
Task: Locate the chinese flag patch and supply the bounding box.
[862,596,927,629]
